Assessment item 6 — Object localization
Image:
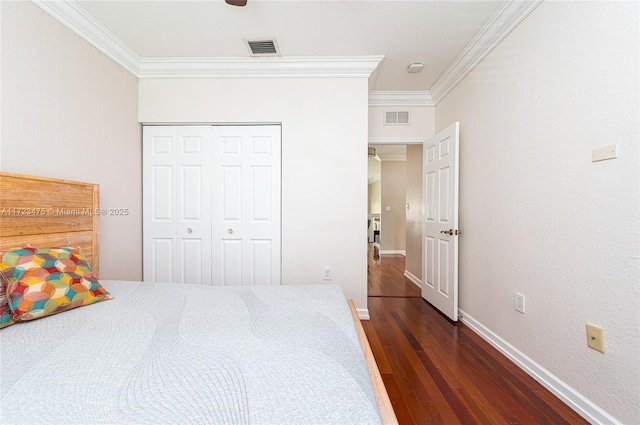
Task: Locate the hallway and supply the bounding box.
[367,243,421,298]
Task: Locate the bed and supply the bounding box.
[0,172,397,425]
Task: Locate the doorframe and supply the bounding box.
[367,137,426,278]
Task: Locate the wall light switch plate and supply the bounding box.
[592,144,617,162]
[323,267,332,281]
[515,293,525,313]
[586,323,605,353]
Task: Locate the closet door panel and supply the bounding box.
[212,125,281,286]
[143,126,212,284]
[176,127,212,285]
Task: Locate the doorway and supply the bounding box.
[367,143,423,297]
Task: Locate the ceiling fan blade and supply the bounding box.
[225,0,247,6]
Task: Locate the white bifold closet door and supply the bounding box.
[143,126,212,285]
[143,125,281,286]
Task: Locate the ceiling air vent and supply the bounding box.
[245,38,280,57]
[384,111,410,125]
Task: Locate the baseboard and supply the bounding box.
[379,250,406,256]
[357,308,370,320]
[459,309,622,425]
[403,270,422,289]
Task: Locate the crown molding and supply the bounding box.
[32,0,383,80]
[31,0,141,76]
[32,0,540,96]
[368,91,434,107]
[429,0,542,104]
[137,56,385,79]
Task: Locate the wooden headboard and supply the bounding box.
[0,172,100,277]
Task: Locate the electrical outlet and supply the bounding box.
[323,267,332,281]
[515,293,525,313]
[586,323,605,353]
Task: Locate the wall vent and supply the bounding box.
[384,111,410,125]
[245,38,280,57]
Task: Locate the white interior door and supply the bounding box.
[422,122,460,321]
[211,125,281,286]
[143,126,212,284]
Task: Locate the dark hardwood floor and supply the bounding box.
[364,244,588,425]
[368,243,421,298]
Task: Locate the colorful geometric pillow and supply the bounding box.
[0,268,14,329]
[0,246,112,322]
[0,245,32,329]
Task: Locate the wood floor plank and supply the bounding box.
[419,337,529,423]
[454,386,513,425]
[364,248,590,425]
[382,307,469,423]
[373,306,463,424]
[436,343,544,425]
[383,346,434,425]
[420,401,449,425]
[460,333,585,425]
[414,350,477,424]
[361,319,393,374]
[534,389,590,424]
[380,373,414,425]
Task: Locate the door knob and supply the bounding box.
[187,228,193,233]
[228,228,233,234]
[440,229,453,236]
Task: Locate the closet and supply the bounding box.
[142,125,281,286]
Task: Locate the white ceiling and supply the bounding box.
[71,0,504,92]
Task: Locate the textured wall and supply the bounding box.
[369,179,381,215]
[1,1,142,281]
[405,144,422,279]
[435,2,639,423]
[380,161,406,252]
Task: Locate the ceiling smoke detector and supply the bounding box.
[407,62,424,73]
[245,39,280,57]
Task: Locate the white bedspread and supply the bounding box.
[0,281,381,425]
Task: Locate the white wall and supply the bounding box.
[0,1,141,281]
[139,78,370,310]
[436,2,639,423]
[380,160,406,252]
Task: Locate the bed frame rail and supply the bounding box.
[348,299,398,425]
